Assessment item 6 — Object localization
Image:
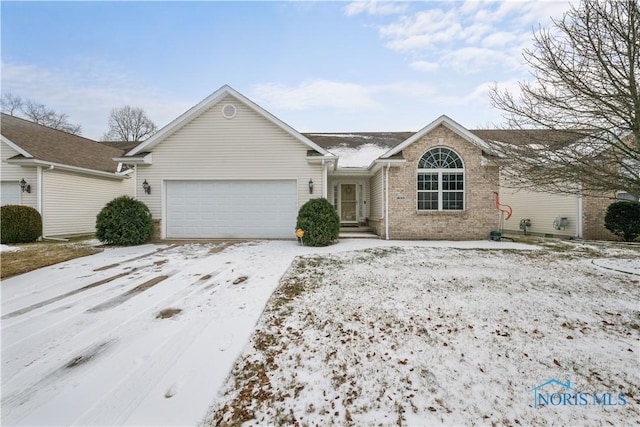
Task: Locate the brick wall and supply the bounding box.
[386,125,500,240]
[582,192,618,240]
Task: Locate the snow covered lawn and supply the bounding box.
[205,242,639,426]
[1,238,637,426]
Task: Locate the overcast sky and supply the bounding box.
[1,1,575,140]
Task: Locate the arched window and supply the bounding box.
[417,147,464,211]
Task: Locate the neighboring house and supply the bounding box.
[472,130,628,240]
[1,113,134,237]
[120,85,503,240]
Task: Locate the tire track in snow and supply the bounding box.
[1,260,239,424]
[0,245,167,307]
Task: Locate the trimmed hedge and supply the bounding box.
[295,198,340,247]
[1,205,42,244]
[604,200,640,242]
[96,196,154,246]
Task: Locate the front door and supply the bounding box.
[340,184,357,223]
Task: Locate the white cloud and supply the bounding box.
[374,1,572,74]
[344,1,408,16]
[251,80,383,112]
[410,60,439,72]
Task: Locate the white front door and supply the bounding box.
[339,183,358,223]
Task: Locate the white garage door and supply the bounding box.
[1,182,20,206]
[166,180,298,239]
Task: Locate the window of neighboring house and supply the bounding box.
[617,191,639,202]
[417,147,465,211]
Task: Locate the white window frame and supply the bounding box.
[417,147,465,211]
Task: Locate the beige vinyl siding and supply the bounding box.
[43,169,134,236]
[1,141,38,209]
[500,184,578,237]
[137,96,322,219]
[370,169,384,220]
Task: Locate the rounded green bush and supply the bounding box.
[96,196,154,246]
[295,198,340,247]
[0,205,42,244]
[604,200,640,242]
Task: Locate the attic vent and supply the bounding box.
[222,104,237,119]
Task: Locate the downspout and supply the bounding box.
[36,166,43,214]
[576,184,583,238]
[385,162,390,240]
[133,165,138,199]
[321,159,327,199]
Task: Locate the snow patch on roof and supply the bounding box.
[308,133,372,139]
[327,143,390,168]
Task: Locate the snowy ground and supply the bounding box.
[1,238,637,426]
[204,242,639,426]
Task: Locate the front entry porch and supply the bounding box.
[329,179,369,226]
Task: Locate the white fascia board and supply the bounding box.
[381,115,494,158]
[330,167,374,177]
[370,158,406,174]
[5,158,128,180]
[1,135,33,157]
[128,84,331,157]
[113,153,153,164]
[306,155,338,163]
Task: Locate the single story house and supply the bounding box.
[1,113,134,238]
[120,85,503,240]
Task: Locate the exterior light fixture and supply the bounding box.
[308,178,314,194]
[19,178,31,193]
[142,179,151,195]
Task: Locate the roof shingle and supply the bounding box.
[1,113,125,173]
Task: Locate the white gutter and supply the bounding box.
[385,162,390,240]
[7,159,127,180]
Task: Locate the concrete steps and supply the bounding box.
[339,226,379,239]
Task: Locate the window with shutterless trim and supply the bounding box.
[417,147,464,211]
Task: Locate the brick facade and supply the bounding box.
[582,192,618,240]
[385,125,500,240]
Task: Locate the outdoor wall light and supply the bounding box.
[142,179,151,195]
[308,178,314,194]
[19,178,31,193]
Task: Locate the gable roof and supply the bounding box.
[380,115,496,159]
[1,113,126,174]
[127,85,332,157]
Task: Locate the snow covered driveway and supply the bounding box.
[1,239,532,426]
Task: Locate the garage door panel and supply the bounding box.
[166,180,297,238]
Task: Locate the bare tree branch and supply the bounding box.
[102,106,157,142]
[489,0,640,198]
[1,93,82,135]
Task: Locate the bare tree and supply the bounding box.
[102,106,157,142]
[489,0,639,198]
[1,93,24,115]
[1,93,82,135]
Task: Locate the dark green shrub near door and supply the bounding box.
[96,196,154,246]
[295,198,340,246]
